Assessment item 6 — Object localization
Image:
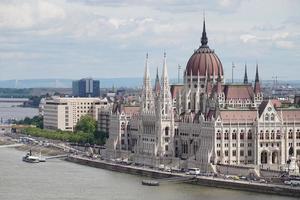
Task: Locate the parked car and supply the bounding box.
[259,179,267,183]
[186,168,201,175]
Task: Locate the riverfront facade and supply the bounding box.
[43,97,108,131]
[105,19,300,174]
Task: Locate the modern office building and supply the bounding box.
[43,97,108,131]
[72,78,100,97]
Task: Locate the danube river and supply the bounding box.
[0,102,38,121]
[0,148,297,200]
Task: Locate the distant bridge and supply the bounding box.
[0,98,29,103]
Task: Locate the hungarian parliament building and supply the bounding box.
[104,20,300,173]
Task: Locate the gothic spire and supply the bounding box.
[154,67,161,94]
[255,63,259,82]
[244,63,248,84]
[144,53,150,80]
[201,16,208,47]
[254,63,261,94]
[162,52,168,79]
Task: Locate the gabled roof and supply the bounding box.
[258,100,269,117]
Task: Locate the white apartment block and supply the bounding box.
[43,97,109,131]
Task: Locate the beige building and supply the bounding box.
[43,97,109,131]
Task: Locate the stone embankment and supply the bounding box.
[66,155,300,198]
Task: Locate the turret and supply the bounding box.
[141,53,154,113]
[244,64,248,84]
[254,64,261,94]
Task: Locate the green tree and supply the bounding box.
[75,115,97,134]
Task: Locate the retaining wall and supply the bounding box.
[66,156,300,198]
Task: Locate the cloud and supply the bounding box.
[0,0,65,29]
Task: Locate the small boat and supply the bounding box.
[22,149,45,163]
[22,154,40,163]
[141,180,160,186]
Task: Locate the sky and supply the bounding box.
[0,0,299,81]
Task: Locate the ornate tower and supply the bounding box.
[253,64,263,106]
[141,53,155,113]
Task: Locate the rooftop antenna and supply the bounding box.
[231,62,235,83]
[15,79,18,88]
[178,65,181,84]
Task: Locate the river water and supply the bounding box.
[0,102,38,121]
[0,148,297,200]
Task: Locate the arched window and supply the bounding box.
[260,130,264,140]
[270,113,275,121]
[224,132,229,140]
[232,132,237,140]
[165,127,169,136]
[240,132,244,140]
[276,130,281,139]
[247,131,252,140]
[296,130,300,139]
[288,130,293,139]
[265,130,269,140]
[216,132,221,140]
[265,114,269,121]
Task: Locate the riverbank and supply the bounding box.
[0,133,66,156]
[66,155,300,198]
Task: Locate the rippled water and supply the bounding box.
[0,102,38,121]
[0,148,297,200]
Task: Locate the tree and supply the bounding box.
[75,115,97,134]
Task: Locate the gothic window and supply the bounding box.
[216,132,221,140]
[232,132,237,140]
[265,130,269,140]
[240,132,244,140]
[248,150,252,156]
[224,132,229,140]
[165,127,169,136]
[271,130,275,140]
[225,150,228,157]
[265,114,269,121]
[288,130,293,139]
[260,130,264,140]
[276,130,281,139]
[217,150,221,156]
[247,131,252,140]
[240,150,244,157]
[270,113,275,121]
[232,150,236,157]
[296,130,300,139]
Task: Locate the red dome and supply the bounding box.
[185,19,223,77]
[186,46,223,77]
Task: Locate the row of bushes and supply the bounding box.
[20,115,109,145]
[23,127,95,144]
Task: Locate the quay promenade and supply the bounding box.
[66,155,300,198]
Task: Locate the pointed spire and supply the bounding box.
[144,53,150,80]
[244,63,248,84]
[216,64,222,94]
[255,63,259,82]
[154,67,161,94]
[254,63,261,94]
[162,51,168,79]
[201,14,208,47]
